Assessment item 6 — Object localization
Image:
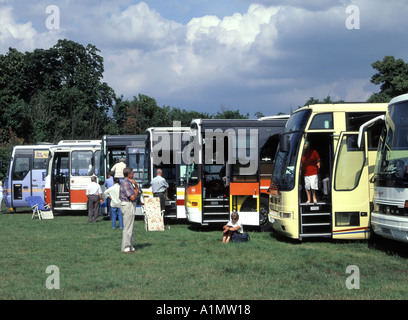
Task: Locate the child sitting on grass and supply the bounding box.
[222,212,243,243]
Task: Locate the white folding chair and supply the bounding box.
[143,197,164,231]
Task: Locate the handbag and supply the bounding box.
[232,232,250,243]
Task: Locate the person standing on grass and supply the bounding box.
[119,167,138,253]
[86,176,103,223]
[104,178,123,230]
[105,171,114,219]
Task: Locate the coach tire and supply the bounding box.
[259,197,272,232]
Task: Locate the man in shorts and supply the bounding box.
[302,140,320,204]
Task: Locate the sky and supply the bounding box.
[1,0,408,117]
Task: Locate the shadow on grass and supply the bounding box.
[268,225,408,258]
[269,229,303,245]
[188,223,222,233]
[0,208,32,215]
[134,242,152,250]
[368,234,408,258]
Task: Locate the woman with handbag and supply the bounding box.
[222,212,245,243]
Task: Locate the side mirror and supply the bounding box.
[357,115,385,148]
[279,134,289,153]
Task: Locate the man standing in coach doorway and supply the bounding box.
[151,168,169,213]
[111,157,126,181]
[120,167,138,253]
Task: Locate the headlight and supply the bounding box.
[187,201,198,207]
[373,203,379,212]
[281,212,292,219]
[269,209,279,218]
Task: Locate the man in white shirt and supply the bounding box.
[104,178,123,229]
[86,176,102,222]
[151,168,169,212]
[111,158,126,179]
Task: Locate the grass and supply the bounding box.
[1,204,408,300]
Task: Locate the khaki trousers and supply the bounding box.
[121,201,136,252]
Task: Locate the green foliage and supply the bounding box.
[0,40,115,143]
[116,95,249,135]
[368,56,408,103]
[302,95,345,108]
[213,108,249,119]
[168,107,211,127]
[0,40,116,166]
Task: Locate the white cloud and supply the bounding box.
[0,6,37,51]
[1,0,408,115]
[244,0,347,11]
[186,4,279,49]
[102,3,283,106]
[0,5,62,53]
[97,2,184,49]
[100,0,406,114]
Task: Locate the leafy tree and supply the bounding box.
[0,40,116,171]
[213,106,249,119]
[116,94,171,135]
[255,111,264,118]
[0,40,116,145]
[368,56,408,103]
[50,40,115,140]
[168,107,211,127]
[0,127,24,179]
[0,48,31,142]
[113,95,250,134]
[299,95,344,109]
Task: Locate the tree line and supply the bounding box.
[0,39,405,171]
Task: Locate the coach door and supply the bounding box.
[51,152,70,209]
[11,152,32,208]
[31,150,49,198]
[331,132,371,239]
[230,129,260,226]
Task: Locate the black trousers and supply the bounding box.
[153,192,166,212]
[87,195,100,222]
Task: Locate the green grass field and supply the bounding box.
[1,205,408,301]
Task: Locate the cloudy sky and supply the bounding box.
[1,0,408,117]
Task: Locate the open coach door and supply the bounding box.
[229,129,263,227]
[331,131,371,240]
